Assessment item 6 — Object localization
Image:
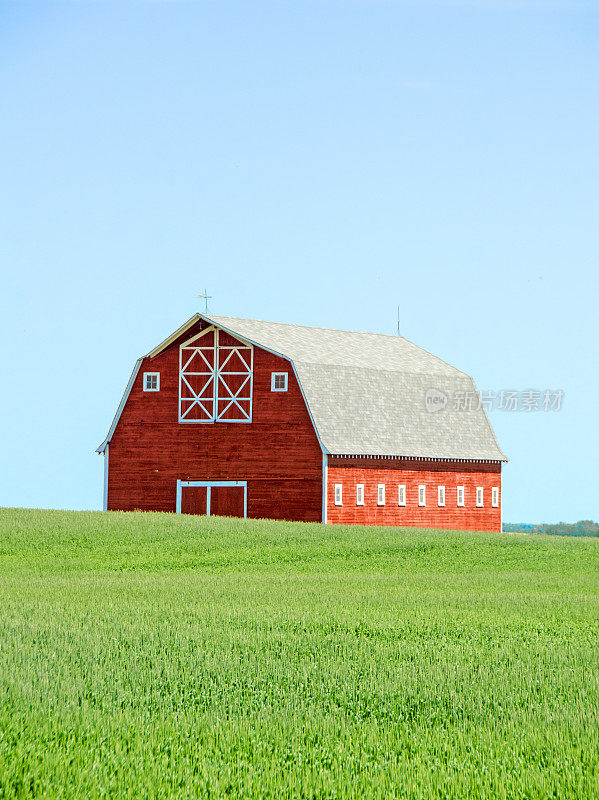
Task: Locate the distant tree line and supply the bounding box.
[504,521,599,537]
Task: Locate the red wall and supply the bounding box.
[327,457,501,532]
[107,321,323,521]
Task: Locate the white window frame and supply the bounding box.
[179,326,253,423]
[398,484,406,506]
[438,486,445,507]
[143,372,160,392]
[492,487,499,508]
[377,484,385,506]
[457,486,465,507]
[356,484,364,506]
[476,487,484,507]
[334,484,343,506]
[271,372,288,392]
[418,485,426,507]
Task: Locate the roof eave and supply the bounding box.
[328,452,508,462]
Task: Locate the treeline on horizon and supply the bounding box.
[504,521,599,538]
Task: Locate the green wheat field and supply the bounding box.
[1,509,598,799]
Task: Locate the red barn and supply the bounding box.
[97,314,507,531]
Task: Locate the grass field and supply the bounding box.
[0,509,598,799]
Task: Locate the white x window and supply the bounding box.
[179,326,253,423]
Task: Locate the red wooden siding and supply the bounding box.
[107,320,323,521]
[327,457,501,532]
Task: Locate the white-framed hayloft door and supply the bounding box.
[176,480,247,518]
[179,326,253,423]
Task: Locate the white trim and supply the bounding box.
[178,326,253,424]
[146,314,202,358]
[418,485,426,507]
[377,483,385,506]
[176,480,248,518]
[476,487,484,507]
[492,486,499,508]
[334,484,343,506]
[322,454,328,523]
[271,372,288,392]
[438,485,445,507]
[143,372,160,391]
[356,484,364,506]
[457,486,465,507]
[96,359,143,453]
[102,444,109,511]
[398,484,406,506]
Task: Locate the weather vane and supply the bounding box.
[198,289,212,313]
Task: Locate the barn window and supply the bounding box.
[438,486,445,507]
[457,486,465,507]
[334,484,343,506]
[179,326,253,423]
[356,484,364,505]
[143,372,160,392]
[377,484,385,506]
[271,372,288,392]
[418,485,426,506]
[492,487,499,507]
[398,485,406,506]
[476,487,484,507]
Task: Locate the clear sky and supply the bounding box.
[1,0,597,522]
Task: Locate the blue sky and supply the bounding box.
[1,0,597,521]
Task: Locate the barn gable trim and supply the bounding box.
[96,358,143,454]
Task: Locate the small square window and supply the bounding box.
[438,486,445,507]
[492,487,499,508]
[334,484,343,506]
[143,372,160,392]
[476,487,484,507]
[398,485,406,506]
[377,484,385,506]
[457,486,465,507]
[271,372,288,392]
[356,484,364,506]
[418,485,426,507]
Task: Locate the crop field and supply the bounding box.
[0,509,598,799]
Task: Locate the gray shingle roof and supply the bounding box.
[205,315,507,462]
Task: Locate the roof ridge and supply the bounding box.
[207,313,410,340]
[209,314,468,376]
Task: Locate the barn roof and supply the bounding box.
[138,313,505,462]
[98,313,506,461]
